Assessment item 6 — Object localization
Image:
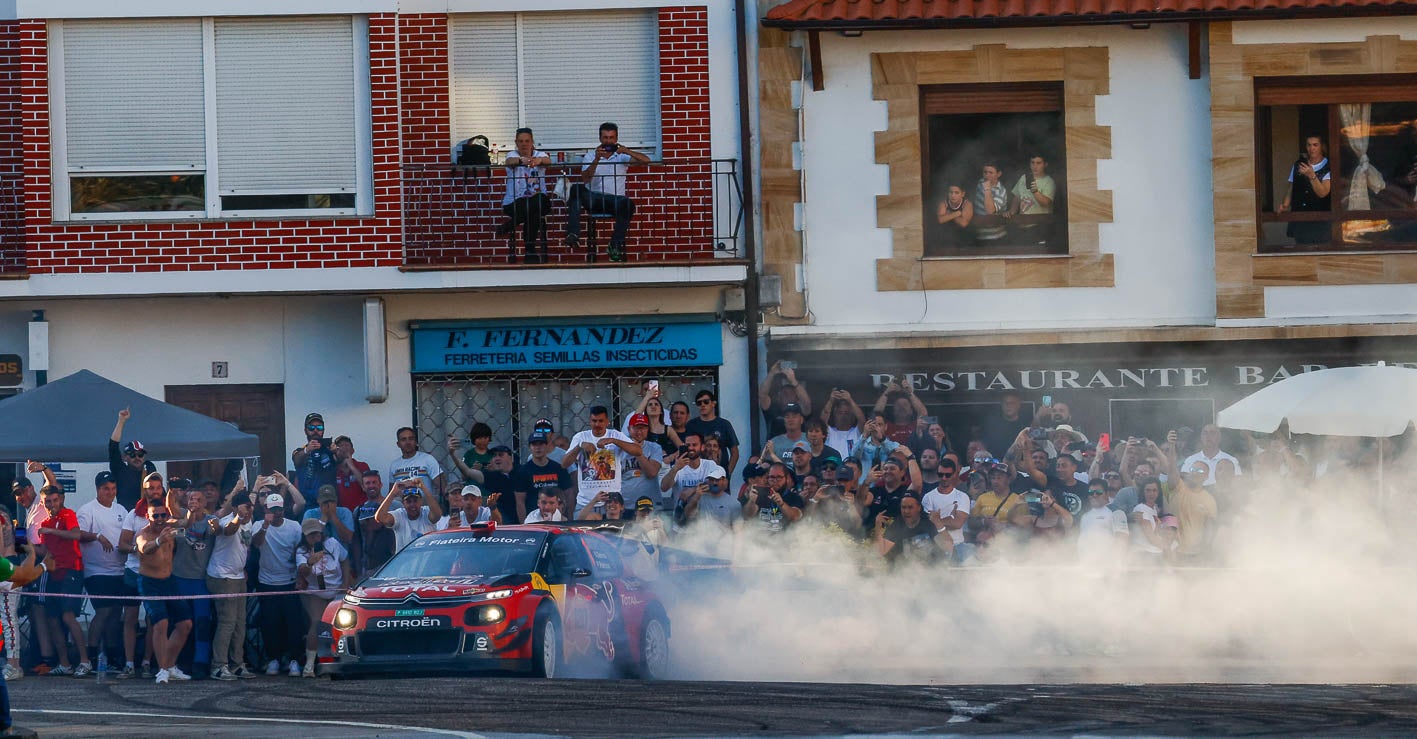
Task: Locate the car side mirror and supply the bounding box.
[570,567,592,579]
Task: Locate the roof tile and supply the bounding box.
[765,0,1417,26]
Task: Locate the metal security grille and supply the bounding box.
[414,368,716,480]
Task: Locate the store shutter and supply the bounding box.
[448,14,520,152]
[62,19,206,172]
[213,16,358,194]
[520,10,659,153]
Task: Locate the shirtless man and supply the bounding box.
[136,504,193,684]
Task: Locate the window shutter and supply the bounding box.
[214,17,358,194]
[62,19,206,172]
[449,14,520,152]
[520,11,660,153]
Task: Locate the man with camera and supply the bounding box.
[252,491,307,677]
[564,122,652,262]
[861,453,921,535]
[758,360,812,437]
[874,493,952,565]
[660,432,725,517]
[292,413,337,498]
[620,414,664,513]
[374,477,443,551]
[743,463,804,533]
[1168,460,1218,563]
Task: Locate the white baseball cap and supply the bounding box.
[461,484,483,498]
[264,493,285,509]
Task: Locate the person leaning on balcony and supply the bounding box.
[1277,135,1332,245]
[497,128,554,260]
[565,122,651,262]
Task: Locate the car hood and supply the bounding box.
[351,574,527,602]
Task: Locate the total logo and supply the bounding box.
[373,617,443,629]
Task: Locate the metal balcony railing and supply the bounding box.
[401,158,743,268]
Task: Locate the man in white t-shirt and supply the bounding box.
[563,405,643,514]
[388,427,444,501]
[206,492,258,680]
[1181,424,1242,487]
[921,456,971,547]
[374,478,444,550]
[564,122,652,261]
[659,431,724,504]
[523,489,565,524]
[444,484,496,528]
[251,493,304,677]
[498,127,553,261]
[77,471,128,675]
[1076,481,1129,564]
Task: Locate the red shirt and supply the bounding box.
[885,423,914,445]
[40,507,82,575]
[336,459,370,512]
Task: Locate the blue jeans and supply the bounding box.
[566,184,634,246]
[174,576,212,668]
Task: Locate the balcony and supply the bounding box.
[0,174,20,277]
[401,159,743,269]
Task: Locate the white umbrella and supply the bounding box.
[1217,362,1417,499]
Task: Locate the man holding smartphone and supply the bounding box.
[292,413,337,498]
[565,122,651,262]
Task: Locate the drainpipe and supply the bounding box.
[736,0,762,450]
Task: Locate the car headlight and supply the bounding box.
[333,608,358,629]
[481,589,514,600]
[465,604,506,626]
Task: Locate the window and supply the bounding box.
[51,16,371,221]
[1258,76,1417,252]
[920,83,1067,257]
[449,10,660,159]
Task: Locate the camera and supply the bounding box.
[779,360,797,371]
[677,444,689,455]
[1024,491,1044,517]
[1028,427,1050,440]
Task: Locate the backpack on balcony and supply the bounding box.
[456,136,491,166]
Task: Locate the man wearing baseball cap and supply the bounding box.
[109,408,156,510]
[251,492,304,677]
[620,413,663,514]
[77,470,128,678]
[446,484,496,527]
[300,485,354,548]
[374,477,443,551]
[512,422,571,524]
[293,413,337,498]
[768,403,808,463]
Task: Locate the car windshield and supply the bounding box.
[372,531,546,580]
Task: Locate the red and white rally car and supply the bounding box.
[320,522,670,679]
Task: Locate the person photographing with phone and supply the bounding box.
[564,121,651,262]
[292,412,337,498]
[374,477,443,550]
[1009,154,1056,245]
[742,463,804,534]
[1276,135,1332,244]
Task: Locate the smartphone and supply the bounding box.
[1042,395,1053,407]
[647,379,659,395]
[921,416,938,426]
[1097,432,1111,453]
[779,360,797,371]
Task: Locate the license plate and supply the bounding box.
[394,609,425,617]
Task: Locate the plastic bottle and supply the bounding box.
[96,653,107,683]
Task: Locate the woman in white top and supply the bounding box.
[1130,477,1167,564]
[295,518,351,677]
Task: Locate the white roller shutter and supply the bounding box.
[521,10,659,152]
[448,14,520,151]
[214,16,358,194]
[62,19,206,172]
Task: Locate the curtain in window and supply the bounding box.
[1340,103,1386,210]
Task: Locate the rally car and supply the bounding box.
[319,522,671,680]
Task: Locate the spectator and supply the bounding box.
[922,456,970,549]
[861,457,915,533]
[374,478,443,551]
[806,476,862,536]
[1013,489,1073,546]
[1009,154,1056,244]
[1130,477,1168,565]
[77,470,126,679]
[935,184,975,248]
[354,471,395,574]
[875,493,952,565]
[871,380,927,444]
[667,402,692,463]
[1182,424,1243,487]
[620,414,664,513]
[1076,480,1128,564]
[523,490,564,524]
[582,492,630,522]
[0,505,20,682]
[251,492,305,678]
[620,498,670,575]
[916,449,941,492]
[743,463,804,533]
[135,502,192,684]
[35,478,91,677]
[853,411,902,472]
[1169,460,1218,562]
[206,491,258,681]
[498,128,553,260]
[820,388,865,458]
[389,427,444,500]
[292,413,337,497]
[798,473,821,503]
[168,482,217,681]
[1110,458,1158,516]
[115,471,165,679]
[295,518,351,677]
[759,361,812,437]
[1276,135,1332,244]
[451,422,495,475]
[686,390,740,476]
[478,445,518,525]
[973,161,1009,242]
[332,436,370,512]
[660,432,724,512]
[564,121,652,262]
[1047,452,1090,516]
[802,419,842,471]
[627,388,675,452]
[981,391,1030,465]
[253,472,306,517]
[301,485,355,549]
[683,467,740,531]
[512,427,572,523]
[785,441,816,486]
[768,403,808,461]
[445,485,497,527]
[973,461,1023,526]
[108,408,155,510]
[563,405,642,516]
[910,420,951,459]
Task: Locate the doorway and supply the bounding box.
[164,384,285,485]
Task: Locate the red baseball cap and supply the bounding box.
[629,413,650,427]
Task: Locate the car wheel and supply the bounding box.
[637,616,670,680]
[532,613,561,679]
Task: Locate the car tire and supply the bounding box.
[636,615,670,680]
[532,611,562,679]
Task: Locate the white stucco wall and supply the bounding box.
[793,24,1216,333]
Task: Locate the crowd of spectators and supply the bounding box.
[1,365,1405,683]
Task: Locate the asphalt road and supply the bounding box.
[9,675,1417,737]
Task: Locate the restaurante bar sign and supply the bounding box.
[865,361,1417,393]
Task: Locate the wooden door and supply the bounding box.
[164,384,285,485]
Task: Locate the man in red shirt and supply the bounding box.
[37,484,92,677]
[333,435,371,511]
